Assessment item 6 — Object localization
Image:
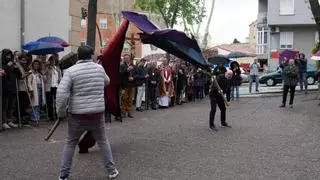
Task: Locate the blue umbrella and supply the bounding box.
[23,41,64,55]
[37,36,69,47]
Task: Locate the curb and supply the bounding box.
[241,89,319,98]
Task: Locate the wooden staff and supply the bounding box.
[210,71,229,107]
[44,118,62,141]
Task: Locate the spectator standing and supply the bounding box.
[194,68,205,99]
[120,54,135,118]
[280,59,299,108]
[230,62,242,101]
[135,59,148,112]
[176,65,187,105]
[297,53,308,94]
[27,59,46,123]
[249,59,260,93]
[147,62,160,109]
[44,55,62,121]
[15,53,31,124]
[1,49,19,129]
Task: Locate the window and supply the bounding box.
[316,31,319,43]
[280,0,294,15]
[81,19,87,28]
[99,19,108,29]
[102,40,107,46]
[123,42,131,53]
[280,32,294,49]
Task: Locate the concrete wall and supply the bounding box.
[269,26,317,70]
[268,0,315,25]
[270,27,317,58]
[0,0,21,51]
[24,0,71,56]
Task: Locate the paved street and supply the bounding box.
[1,93,320,180]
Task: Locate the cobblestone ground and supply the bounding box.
[0,93,320,180]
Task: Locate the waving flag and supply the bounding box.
[122,11,209,69]
[100,19,129,116]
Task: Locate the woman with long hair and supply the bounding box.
[230,62,242,101]
[27,59,46,123]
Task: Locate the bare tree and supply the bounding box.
[202,0,215,48]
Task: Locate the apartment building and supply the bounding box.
[257,0,318,70]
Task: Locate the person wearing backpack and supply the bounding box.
[56,45,119,180]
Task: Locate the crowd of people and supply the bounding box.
[1,48,238,129]
[1,49,61,129]
[1,47,320,131]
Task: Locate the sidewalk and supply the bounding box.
[239,84,319,98]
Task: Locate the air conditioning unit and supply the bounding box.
[270,26,280,33]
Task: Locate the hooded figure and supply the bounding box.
[1,49,20,129]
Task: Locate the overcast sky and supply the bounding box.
[204,0,258,45]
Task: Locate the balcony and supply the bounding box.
[257,12,268,26]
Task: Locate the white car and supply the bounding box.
[226,67,249,83]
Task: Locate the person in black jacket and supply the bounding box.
[147,62,161,109]
[134,59,148,112]
[214,64,231,102]
[1,49,20,129]
[297,53,308,93]
[119,54,135,118]
[230,62,242,101]
[209,73,231,131]
[176,65,187,104]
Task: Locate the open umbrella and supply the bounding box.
[208,55,230,65]
[23,41,64,55]
[279,49,297,64]
[226,52,255,59]
[37,36,69,47]
[311,50,320,61]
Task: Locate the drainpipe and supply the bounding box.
[20,0,25,51]
[0,50,2,131]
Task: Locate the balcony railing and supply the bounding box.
[256,44,268,55]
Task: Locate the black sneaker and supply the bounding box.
[58,175,68,180]
[221,123,232,128]
[279,104,285,108]
[210,126,218,131]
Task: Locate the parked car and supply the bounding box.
[259,64,318,86]
[240,67,249,83]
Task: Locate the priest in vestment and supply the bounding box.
[158,63,174,107]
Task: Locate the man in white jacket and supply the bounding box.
[56,45,119,180]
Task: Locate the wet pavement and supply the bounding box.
[0,93,320,180]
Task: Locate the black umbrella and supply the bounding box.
[208,55,231,65]
[226,51,255,59]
